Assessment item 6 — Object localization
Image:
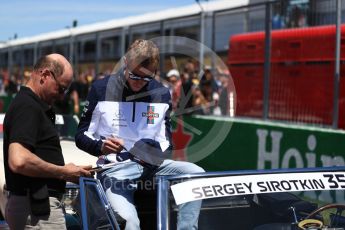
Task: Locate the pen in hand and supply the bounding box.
[100,135,127,154]
[110,134,128,151]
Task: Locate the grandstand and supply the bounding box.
[0,0,251,78]
[0,0,339,77]
[0,0,343,128]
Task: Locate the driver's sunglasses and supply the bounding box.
[128,70,155,82]
[48,70,69,94]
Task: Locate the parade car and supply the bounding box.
[64,166,345,230]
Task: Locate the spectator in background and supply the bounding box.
[272,4,285,29]
[178,60,196,114]
[16,76,23,93]
[288,5,307,28]
[5,75,18,95]
[218,74,229,116]
[53,88,73,115]
[200,67,220,115]
[70,72,89,115]
[272,13,285,29]
[187,60,200,86]
[166,69,181,111]
[0,72,5,95]
[23,71,31,85]
[185,59,196,78]
[93,72,106,82]
[199,80,215,115]
[200,66,219,93]
[192,86,209,115]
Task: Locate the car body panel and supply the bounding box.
[69,167,345,230]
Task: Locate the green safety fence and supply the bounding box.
[174,115,345,171]
[172,115,345,204]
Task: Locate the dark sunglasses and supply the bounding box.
[128,70,155,82]
[48,70,69,94]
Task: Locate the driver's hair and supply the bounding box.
[125,39,159,69]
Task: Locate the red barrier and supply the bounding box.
[228,25,345,128]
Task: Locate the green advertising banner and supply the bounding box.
[171,115,345,204]
[172,115,345,171]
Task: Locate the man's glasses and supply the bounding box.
[128,71,155,82]
[48,70,69,94]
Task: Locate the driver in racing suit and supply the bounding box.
[75,39,204,230]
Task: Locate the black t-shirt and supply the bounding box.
[3,86,66,193]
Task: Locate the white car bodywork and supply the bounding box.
[0,114,97,218]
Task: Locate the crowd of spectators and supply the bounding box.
[0,70,92,116]
[0,59,230,117]
[164,59,229,116]
[0,72,23,96]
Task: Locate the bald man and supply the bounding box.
[3,54,92,229]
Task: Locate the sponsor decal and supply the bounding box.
[256,129,345,169]
[256,128,345,203]
[171,171,345,205]
[113,110,125,121]
[142,106,159,124]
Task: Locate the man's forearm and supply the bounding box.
[8,142,67,180]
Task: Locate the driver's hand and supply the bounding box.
[101,136,125,154]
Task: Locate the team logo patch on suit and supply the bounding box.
[114,110,125,120]
[142,106,159,124]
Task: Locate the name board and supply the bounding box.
[171,171,345,205]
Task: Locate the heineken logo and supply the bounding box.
[142,106,159,124]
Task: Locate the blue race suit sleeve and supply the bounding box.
[75,82,103,156]
[162,87,173,155]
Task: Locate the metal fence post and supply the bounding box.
[157,176,170,230]
[8,46,12,81]
[196,0,206,70]
[69,30,74,68]
[160,21,166,75]
[333,0,342,129]
[199,11,205,70]
[95,32,100,77]
[263,1,272,120]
